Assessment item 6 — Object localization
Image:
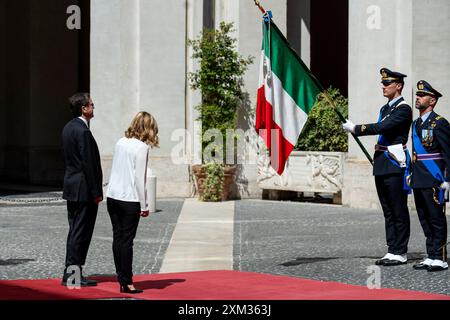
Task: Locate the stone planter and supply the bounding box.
[192,164,237,201]
[257,151,346,203]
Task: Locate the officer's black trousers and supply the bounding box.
[107,198,141,286]
[413,188,448,261]
[375,173,410,255]
[65,201,99,268]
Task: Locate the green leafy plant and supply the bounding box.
[295,87,348,152]
[201,163,225,202]
[188,21,254,162]
[188,22,253,201]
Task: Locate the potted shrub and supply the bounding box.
[188,22,253,201]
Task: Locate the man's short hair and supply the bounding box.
[68,93,90,117]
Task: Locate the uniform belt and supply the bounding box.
[374,144,407,152]
[414,153,444,161]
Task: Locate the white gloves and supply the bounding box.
[441,182,450,200]
[342,119,356,133]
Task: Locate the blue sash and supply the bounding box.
[377,106,411,194]
[412,123,446,203]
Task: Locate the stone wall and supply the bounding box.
[91,0,288,198]
[91,0,192,197]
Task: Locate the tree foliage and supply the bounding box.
[188,22,253,201]
[188,22,254,161]
[295,88,348,152]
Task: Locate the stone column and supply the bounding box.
[139,0,190,196]
[186,0,203,166]
[287,0,311,68]
[214,0,240,38]
[91,0,192,197]
[91,0,141,178]
[412,0,450,119]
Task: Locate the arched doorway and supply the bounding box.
[0,0,90,190]
[287,0,348,96]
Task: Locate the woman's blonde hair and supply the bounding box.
[125,111,159,148]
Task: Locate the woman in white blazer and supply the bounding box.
[106,111,159,294]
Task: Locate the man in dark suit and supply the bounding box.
[410,80,449,272]
[61,92,103,286]
[343,68,412,266]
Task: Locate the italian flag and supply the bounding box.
[256,20,321,175]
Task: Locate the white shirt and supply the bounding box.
[388,95,403,107]
[78,116,89,128]
[107,137,149,211]
[420,111,432,123]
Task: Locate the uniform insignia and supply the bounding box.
[435,116,442,120]
[416,80,443,98]
[361,125,366,132]
[431,121,437,128]
[421,129,434,147]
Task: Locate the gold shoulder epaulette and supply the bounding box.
[436,116,443,120]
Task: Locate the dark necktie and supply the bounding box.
[416,117,423,131]
[379,104,389,122]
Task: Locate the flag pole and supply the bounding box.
[254,0,266,14]
[253,0,374,165]
[322,92,374,165]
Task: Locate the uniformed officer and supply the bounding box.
[410,80,449,272]
[343,68,412,266]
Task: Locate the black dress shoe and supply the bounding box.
[413,262,431,270]
[382,260,407,266]
[428,265,448,272]
[61,277,97,287]
[120,284,143,294]
[80,277,97,286]
[375,259,388,266]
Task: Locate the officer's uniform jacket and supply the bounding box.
[354,97,412,176]
[411,111,450,188]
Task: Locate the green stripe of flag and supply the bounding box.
[263,21,322,114]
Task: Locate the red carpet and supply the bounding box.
[0,270,449,300]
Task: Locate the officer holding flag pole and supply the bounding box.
[343,68,412,266]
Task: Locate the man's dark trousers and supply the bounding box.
[375,173,410,255]
[413,188,447,260]
[65,201,99,269]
